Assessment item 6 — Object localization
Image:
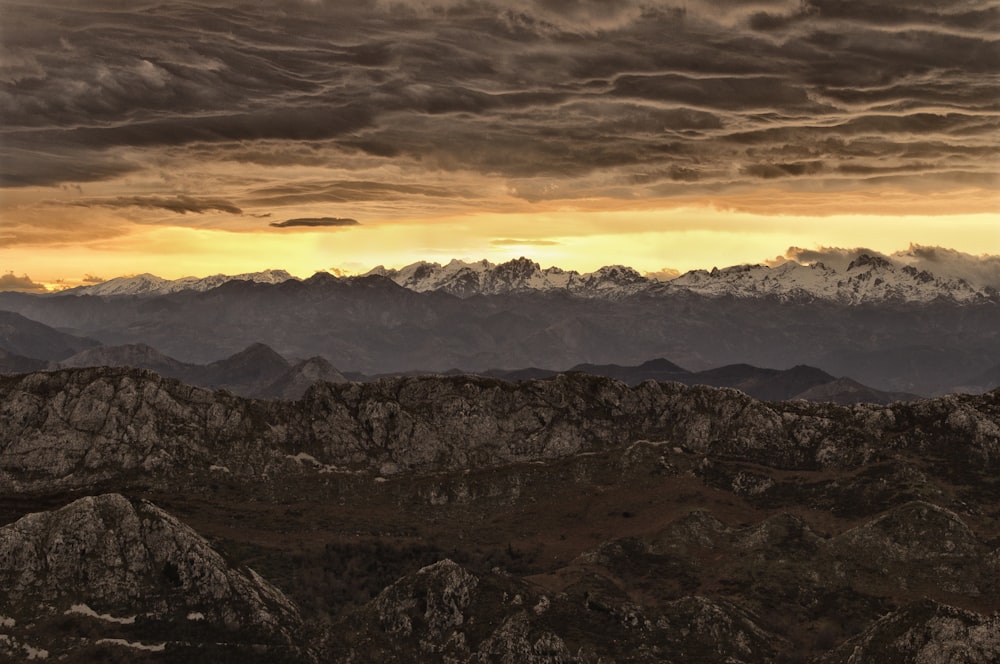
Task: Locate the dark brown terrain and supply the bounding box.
[1,367,998,661]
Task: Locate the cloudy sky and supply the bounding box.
[1,0,998,288]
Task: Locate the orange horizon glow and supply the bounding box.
[3,205,998,290]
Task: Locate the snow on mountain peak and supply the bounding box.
[364,258,653,298]
[71,270,298,296]
[665,255,988,304]
[61,254,997,304]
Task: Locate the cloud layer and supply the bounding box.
[1,0,997,248]
[773,244,1000,289]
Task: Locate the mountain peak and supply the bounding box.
[847,254,894,271]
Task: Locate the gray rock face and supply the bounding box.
[0,493,304,660]
[0,368,998,493]
[336,559,783,663]
[0,368,997,662]
[817,599,1000,663]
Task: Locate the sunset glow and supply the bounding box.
[1,0,998,288]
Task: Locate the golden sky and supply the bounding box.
[1,1,998,289]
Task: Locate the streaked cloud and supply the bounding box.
[270,217,360,228]
[71,196,243,215]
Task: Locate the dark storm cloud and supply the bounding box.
[1,0,996,207]
[72,195,243,215]
[895,245,1000,290]
[0,273,48,293]
[269,217,360,228]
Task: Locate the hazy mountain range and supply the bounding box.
[2,256,998,396]
[0,309,923,404]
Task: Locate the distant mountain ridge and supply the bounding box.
[367,255,996,304]
[365,258,650,299]
[50,340,922,404]
[45,255,998,304]
[66,269,295,296]
[56,342,347,399]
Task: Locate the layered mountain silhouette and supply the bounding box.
[0,319,918,404]
[2,281,996,395]
[0,310,99,361]
[55,341,346,398]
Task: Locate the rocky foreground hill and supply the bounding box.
[1,367,998,661]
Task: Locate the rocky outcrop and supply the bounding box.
[0,367,998,492]
[816,599,1000,663]
[0,493,305,661]
[334,559,782,663]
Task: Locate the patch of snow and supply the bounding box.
[24,644,48,660]
[209,464,231,473]
[95,638,166,652]
[65,603,136,624]
[0,616,13,627]
[186,611,205,621]
[0,634,49,660]
[286,452,345,473]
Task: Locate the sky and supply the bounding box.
[1,0,998,289]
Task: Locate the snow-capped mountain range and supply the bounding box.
[58,256,996,304]
[367,255,995,304]
[67,269,295,296]
[662,254,994,304]
[364,258,650,298]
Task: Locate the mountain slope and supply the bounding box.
[0,348,46,373]
[683,363,835,401]
[199,341,291,393]
[258,356,348,400]
[793,377,920,404]
[0,310,100,361]
[58,342,192,377]
[0,493,306,662]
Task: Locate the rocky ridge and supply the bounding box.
[1,367,998,494]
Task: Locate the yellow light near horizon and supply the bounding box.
[2,208,998,288]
